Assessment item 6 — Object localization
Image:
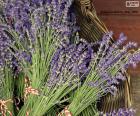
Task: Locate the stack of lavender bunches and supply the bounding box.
[0,0,139,116]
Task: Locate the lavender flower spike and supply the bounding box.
[48,38,94,87]
[100,108,136,116]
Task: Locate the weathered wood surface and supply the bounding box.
[130,72,140,116]
[93,0,140,44]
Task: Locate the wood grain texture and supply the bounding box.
[131,72,140,116]
[93,0,140,44]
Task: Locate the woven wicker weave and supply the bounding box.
[73,0,108,42]
[74,0,132,113]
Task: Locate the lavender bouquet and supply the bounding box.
[0,0,139,116]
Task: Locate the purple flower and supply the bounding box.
[100,108,136,116]
[15,51,32,63]
[0,0,78,73]
[3,0,77,42]
[126,51,140,68]
[88,32,140,95]
[47,39,94,87]
[124,42,138,50]
[116,33,127,46]
[0,29,12,68]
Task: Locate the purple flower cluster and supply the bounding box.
[1,0,77,72]
[15,51,32,63]
[48,31,140,93]
[48,39,94,87]
[1,0,140,100]
[126,50,140,68]
[3,0,77,41]
[0,29,12,68]
[11,50,32,74]
[88,32,140,95]
[4,0,31,39]
[48,0,79,39]
[100,108,136,116]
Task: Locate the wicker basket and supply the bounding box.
[73,0,132,113]
[73,0,108,42]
